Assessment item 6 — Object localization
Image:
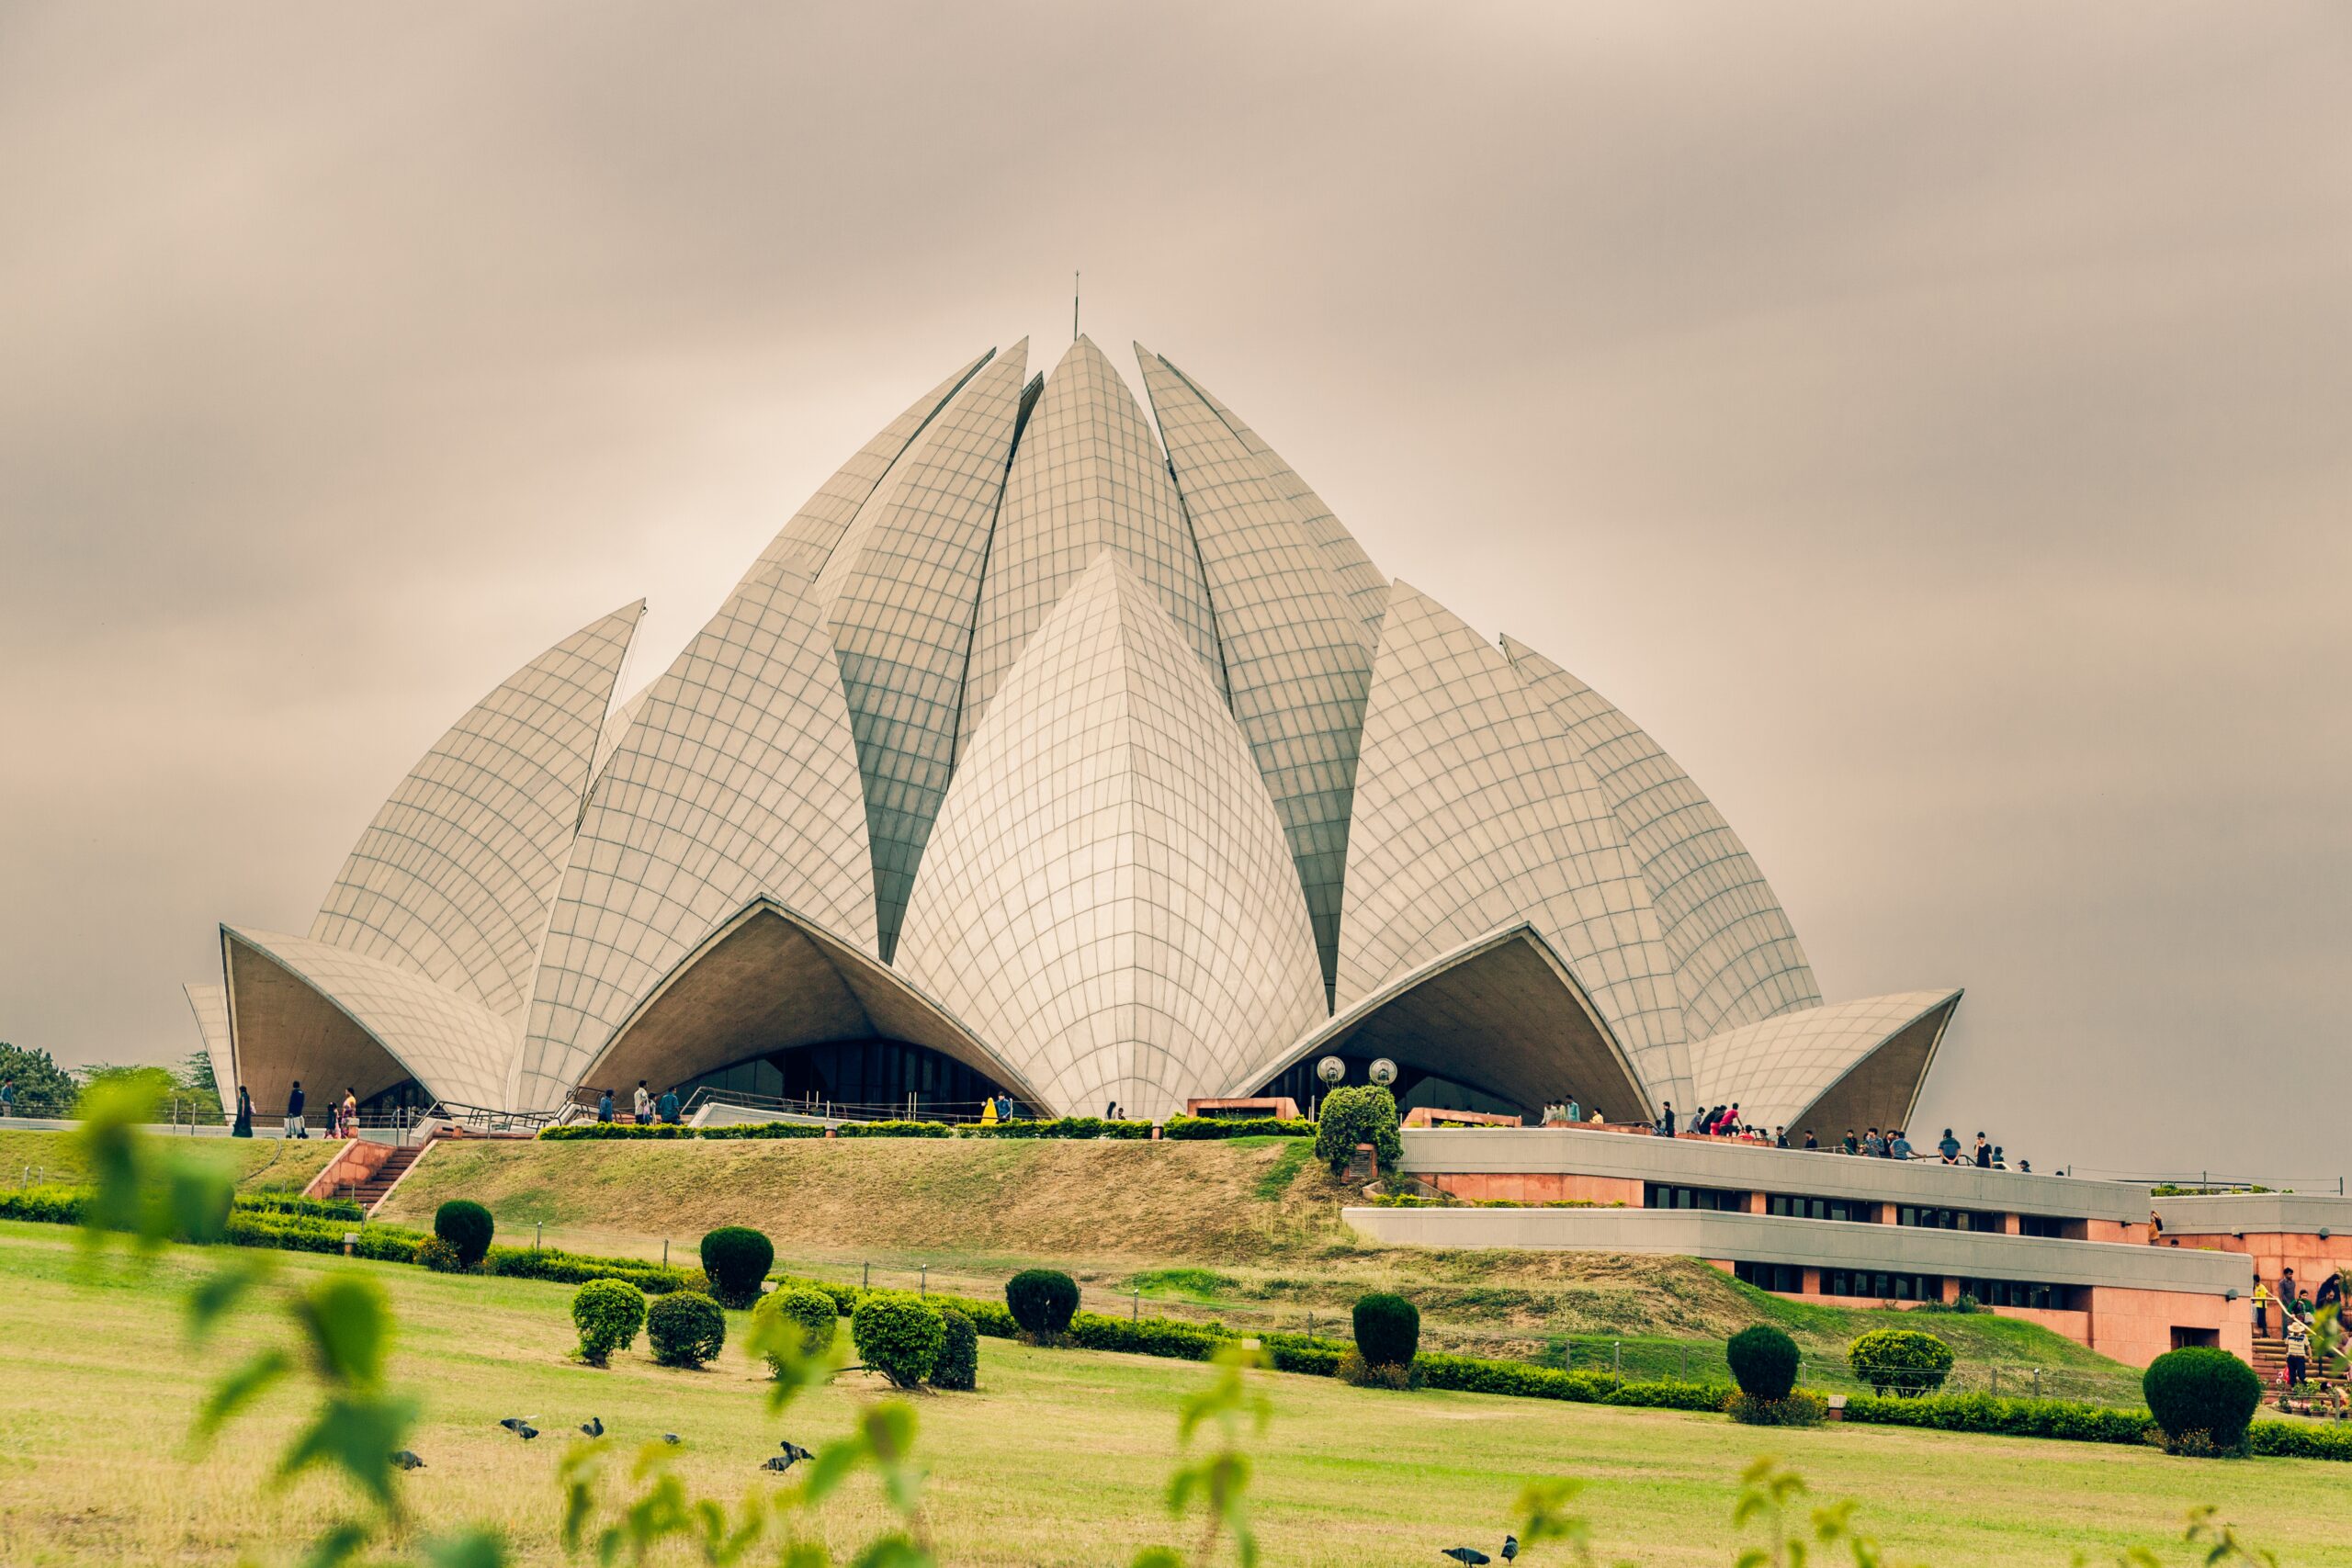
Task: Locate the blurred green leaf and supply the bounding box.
[294,1520,372,1568]
[278,1392,417,1508]
[293,1274,391,1389]
[193,1348,291,1444]
[187,1254,272,1342]
[424,1529,511,1568]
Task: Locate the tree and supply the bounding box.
[0,1043,81,1117]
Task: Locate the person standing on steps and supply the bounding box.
[286,1080,308,1139]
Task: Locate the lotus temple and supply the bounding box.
[184,333,1963,1130]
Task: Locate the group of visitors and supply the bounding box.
[2255,1266,2346,1393]
[595,1081,682,1125]
[1540,1096,1603,1126]
[1650,1102,1781,1144]
[219,1079,359,1140]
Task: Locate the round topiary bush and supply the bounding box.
[1726,1325,1801,1402]
[1005,1269,1080,1341]
[414,1235,466,1273]
[1846,1328,1954,1397]
[571,1278,648,1367]
[1314,1084,1403,1172]
[932,1306,978,1391]
[1352,1292,1419,1371]
[434,1199,494,1268]
[752,1285,841,1377]
[852,1292,945,1389]
[645,1290,727,1369]
[698,1226,775,1310]
[2143,1346,2262,1454]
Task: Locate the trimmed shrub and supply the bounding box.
[1847,1328,1954,1397]
[2143,1347,2262,1453]
[933,1307,978,1391]
[1160,1116,1316,1140]
[482,1245,689,1295]
[2249,1420,2352,1461]
[415,1235,467,1273]
[1065,1310,1226,1360]
[1603,1380,1735,1412]
[699,1226,775,1309]
[1726,1325,1800,1402]
[571,1279,648,1366]
[853,1292,945,1389]
[1338,1348,1419,1389]
[1313,1084,1402,1172]
[1351,1292,1419,1371]
[646,1291,727,1369]
[433,1199,494,1268]
[1839,1392,2154,1446]
[1006,1269,1080,1340]
[752,1286,841,1376]
[832,1120,956,1139]
[1728,1391,1826,1427]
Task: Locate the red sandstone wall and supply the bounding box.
[1430,1172,1645,1205]
[2084,1286,2252,1368]
[2160,1230,2352,1293]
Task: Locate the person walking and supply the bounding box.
[2316,1270,2343,1315]
[634,1081,652,1125]
[0,1077,14,1120]
[2285,1313,2311,1390]
[596,1088,615,1123]
[286,1080,308,1139]
[1658,1102,1676,1137]
[339,1088,359,1139]
[2253,1278,2274,1339]
[232,1085,254,1138]
[1938,1127,1962,1163]
[657,1087,681,1125]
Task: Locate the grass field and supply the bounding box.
[0,1127,337,1194]
[2,1223,2346,1567]
[367,1134,2149,1402]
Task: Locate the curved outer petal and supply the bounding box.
[590,682,655,785]
[961,335,1225,750]
[223,926,517,1111]
[1229,921,1653,1122]
[514,561,876,1111]
[1340,581,1689,1099]
[183,981,235,1116]
[1136,346,1374,1002]
[309,601,646,1020]
[1686,989,1962,1137]
[899,554,1325,1121]
[1151,357,1392,642]
[812,342,1031,960]
[729,348,996,592]
[577,897,1049,1111]
[1503,637,1823,1041]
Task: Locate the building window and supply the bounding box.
[1645,1183,1743,1211]
[2017,1213,2066,1238]
[1963,1278,2083,1312]
[1733,1260,1804,1293]
[1897,1205,2001,1232]
[1766,1193,1879,1223]
[1820,1269,1944,1302]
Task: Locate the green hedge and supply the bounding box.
[1840,1392,2152,1445]
[2249,1421,2352,1461]
[481,1244,691,1294]
[1159,1116,1315,1140]
[537,1116,1157,1142]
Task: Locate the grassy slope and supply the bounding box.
[0,1127,337,1194]
[1,1221,2345,1568]
[378,1138,2142,1399]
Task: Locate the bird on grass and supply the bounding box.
[578,1417,605,1438]
[1502,1537,1519,1562]
[662,1434,681,1446]
[498,1417,538,1435]
[765,1440,814,1472]
[390,1451,425,1471]
[1442,1551,1490,1565]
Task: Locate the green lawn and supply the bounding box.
[0,1127,336,1194]
[0,1222,2344,1566]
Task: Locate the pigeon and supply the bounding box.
[498,1417,539,1435]
[1501,1538,1519,1562]
[776,1439,814,1467]
[578,1417,605,1438]
[390,1451,425,1471]
[1442,1551,1491,1566]
[662,1434,681,1446]
[518,1426,539,1441]
[761,1456,796,1472]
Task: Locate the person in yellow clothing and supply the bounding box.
[2253,1279,2273,1339]
[978,1096,1000,1126]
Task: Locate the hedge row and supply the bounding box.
[1159,1117,1316,1141]
[539,1117,1167,1142]
[3,1183,695,1292]
[1838,1391,2352,1461]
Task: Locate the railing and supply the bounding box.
[675,1086,1004,1125]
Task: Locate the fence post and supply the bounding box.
[920,1266,927,1298]
[863,1261,870,1290]
[1991,1364,1999,1396]
[1680,1346,1689,1382]
[1612,1341,1622,1382]
[2032,1368,2041,1399]
[662,1239,669,1267]
[535,1222,542,1254]
[1132,1290,1139,1322]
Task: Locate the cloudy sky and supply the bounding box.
[3,3,2345,1175]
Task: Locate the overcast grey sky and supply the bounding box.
[2,2,2345,1176]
